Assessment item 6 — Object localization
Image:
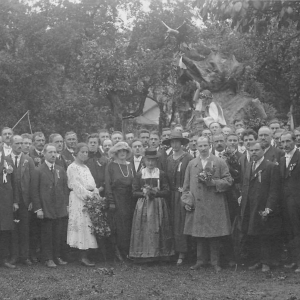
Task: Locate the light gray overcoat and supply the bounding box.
[183,154,233,238]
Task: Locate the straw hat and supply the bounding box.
[162,130,189,147]
[108,142,132,159]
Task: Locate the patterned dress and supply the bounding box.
[129,168,174,261]
[67,162,98,250]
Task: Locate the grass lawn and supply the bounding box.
[1,260,300,300]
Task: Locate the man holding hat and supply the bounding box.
[164,131,193,266]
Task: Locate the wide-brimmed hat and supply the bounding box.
[162,130,189,146]
[108,141,132,159]
[144,148,160,159]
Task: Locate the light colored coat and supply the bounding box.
[183,154,233,238]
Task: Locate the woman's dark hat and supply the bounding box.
[144,148,160,159]
[162,130,189,146]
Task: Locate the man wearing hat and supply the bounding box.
[164,131,193,266]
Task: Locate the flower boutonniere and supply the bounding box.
[96,160,102,167]
[3,160,13,183]
[23,159,28,167]
[289,163,297,172]
[255,170,263,183]
[56,169,60,179]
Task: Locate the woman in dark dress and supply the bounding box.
[105,142,134,260]
[164,131,193,266]
[129,148,174,262]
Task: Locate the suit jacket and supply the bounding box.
[61,148,75,168]
[85,151,108,193]
[6,153,36,208]
[29,148,45,168]
[240,158,281,235]
[239,152,251,176]
[55,154,68,170]
[264,145,284,164]
[32,163,69,219]
[280,149,300,237]
[0,154,19,230]
[157,148,168,172]
[129,155,145,177]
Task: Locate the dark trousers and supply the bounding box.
[11,201,30,260]
[60,216,69,259]
[41,218,63,261]
[30,212,41,258]
[0,230,11,263]
[247,235,272,265]
[196,237,221,266]
[287,235,300,265]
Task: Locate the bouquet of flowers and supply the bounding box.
[222,148,240,180]
[142,184,159,200]
[84,195,111,238]
[197,161,216,183]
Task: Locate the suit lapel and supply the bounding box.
[54,165,58,185]
[250,158,266,181]
[280,157,286,178]
[286,150,299,178]
[43,163,55,183]
[20,153,26,178]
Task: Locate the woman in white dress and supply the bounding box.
[67,143,100,267]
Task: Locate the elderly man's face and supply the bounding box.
[222,127,232,136]
[258,128,272,149]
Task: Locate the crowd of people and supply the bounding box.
[0,118,300,274]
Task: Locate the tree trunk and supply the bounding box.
[107,92,123,131]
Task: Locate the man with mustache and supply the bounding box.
[1,127,13,156]
[61,131,78,167]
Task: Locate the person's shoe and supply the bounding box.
[176,258,184,266]
[80,258,95,267]
[284,262,297,269]
[45,260,57,268]
[190,262,205,270]
[21,259,32,266]
[214,265,222,273]
[56,258,68,265]
[4,262,16,269]
[262,264,270,272]
[248,263,261,270]
[294,267,300,273]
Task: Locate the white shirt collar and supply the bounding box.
[67,147,74,154]
[264,146,271,153]
[45,160,55,170]
[215,149,225,156]
[35,149,43,156]
[134,155,142,161]
[11,152,22,159]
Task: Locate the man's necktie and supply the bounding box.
[50,165,55,179]
[14,156,18,168]
[252,161,256,173]
[193,151,197,158]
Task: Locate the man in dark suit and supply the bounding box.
[33,144,69,268]
[61,131,77,167]
[240,142,281,272]
[239,129,258,174]
[258,126,284,164]
[8,135,36,266]
[1,127,13,156]
[0,145,19,269]
[28,131,45,262]
[150,131,167,172]
[129,139,145,177]
[280,132,300,273]
[188,133,200,158]
[29,132,46,168]
[86,133,108,195]
[49,134,67,170]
